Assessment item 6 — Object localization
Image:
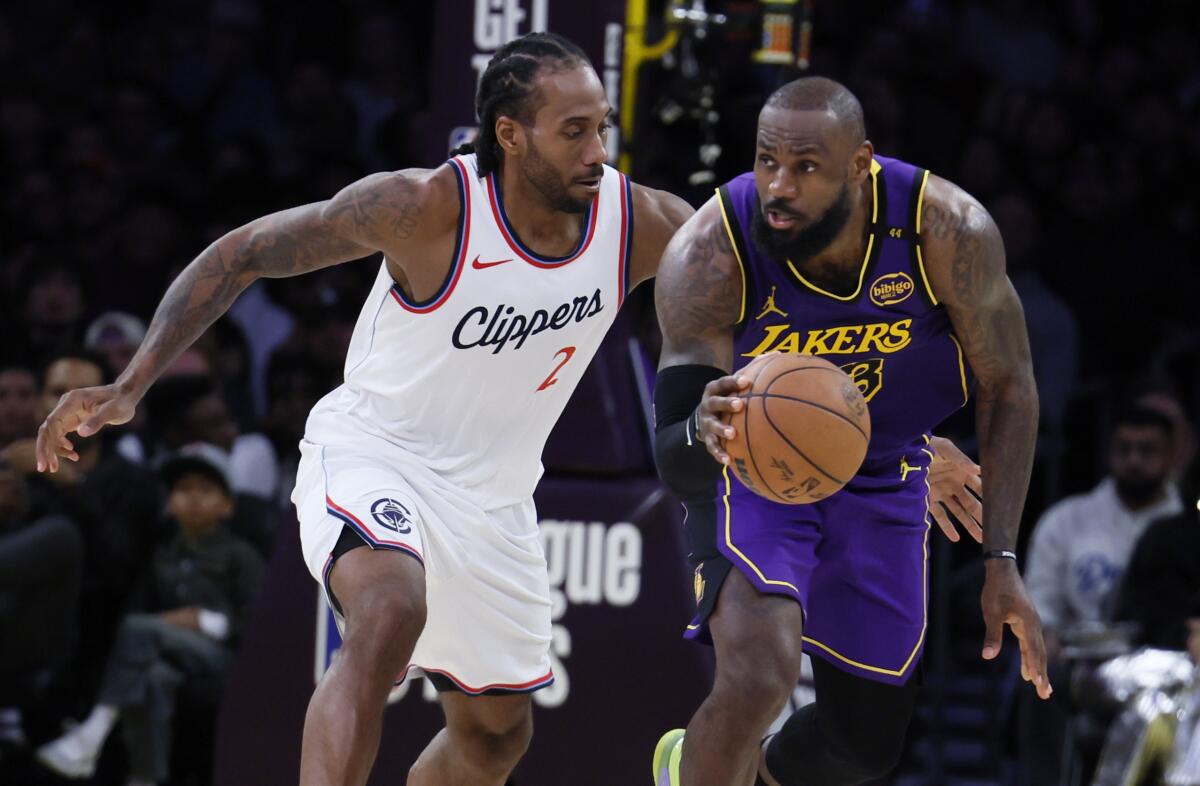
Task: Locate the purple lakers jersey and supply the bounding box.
[719,155,973,470]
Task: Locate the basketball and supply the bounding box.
[723,354,871,504]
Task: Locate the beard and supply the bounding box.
[1114,474,1165,507]
[750,182,854,265]
[520,139,599,214]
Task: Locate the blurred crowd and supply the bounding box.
[0,2,433,783]
[1,0,1198,784]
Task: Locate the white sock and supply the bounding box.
[77,704,119,746]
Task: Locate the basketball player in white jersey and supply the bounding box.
[36,31,984,786]
[35,32,692,786]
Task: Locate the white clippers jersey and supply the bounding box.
[304,154,633,509]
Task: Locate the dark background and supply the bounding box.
[2,1,1198,784]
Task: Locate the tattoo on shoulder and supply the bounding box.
[324,173,424,245]
[920,203,969,243]
[659,220,741,339]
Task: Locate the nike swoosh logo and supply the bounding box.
[471,255,512,269]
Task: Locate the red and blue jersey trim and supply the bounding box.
[389,157,470,313]
[325,496,424,566]
[617,174,633,307]
[485,171,598,267]
[399,665,556,694]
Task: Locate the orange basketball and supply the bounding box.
[723,354,871,504]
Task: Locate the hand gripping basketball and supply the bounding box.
[696,374,753,466]
[718,353,871,504]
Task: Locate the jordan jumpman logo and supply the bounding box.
[756,286,789,320]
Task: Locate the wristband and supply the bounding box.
[983,549,1017,562]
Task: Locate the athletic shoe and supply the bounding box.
[653,728,685,785]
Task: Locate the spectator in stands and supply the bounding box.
[1022,408,1184,784]
[3,349,162,693]
[142,373,278,502]
[84,311,146,376]
[1116,497,1200,652]
[991,192,1078,439]
[262,350,326,508]
[18,258,88,368]
[0,455,84,759]
[141,374,279,553]
[1137,387,1197,489]
[1026,406,1184,657]
[35,443,262,786]
[0,365,38,448]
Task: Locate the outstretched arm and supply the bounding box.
[37,168,453,472]
[922,175,1050,699]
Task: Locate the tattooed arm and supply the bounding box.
[656,198,742,370]
[653,198,748,482]
[921,175,1051,699]
[36,167,457,472]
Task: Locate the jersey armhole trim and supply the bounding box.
[390,157,470,314]
[716,186,749,325]
[910,168,938,307]
[618,174,633,307]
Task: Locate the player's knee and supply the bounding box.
[714,639,802,721]
[341,587,427,667]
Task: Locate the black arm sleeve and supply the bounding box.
[653,365,726,500]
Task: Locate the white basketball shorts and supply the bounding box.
[292,433,554,695]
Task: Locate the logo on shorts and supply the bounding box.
[370,498,412,534]
[694,564,706,605]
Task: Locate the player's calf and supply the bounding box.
[680,571,805,785]
[448,696,533,776]
[409,694,533,785]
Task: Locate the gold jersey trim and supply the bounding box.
[784,158,882,301]
[913,169,938,305]
[716,189,749,324]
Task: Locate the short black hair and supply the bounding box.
[1112,406,1175,443]
[764,76,866,145]
[449,32,589,176]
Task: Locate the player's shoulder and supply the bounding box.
[919,173,997,251]
[628,180,694,234]
[379,164,461,209]
[916,172,1005,306]
[653,192,743,332]
[326,164,461,238]
[657,194,741,282]
[622,179,696,287]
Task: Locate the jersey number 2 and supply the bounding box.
[537,346,576,391]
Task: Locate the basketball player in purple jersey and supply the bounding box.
[651,77,1050,786]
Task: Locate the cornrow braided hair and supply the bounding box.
[449,32,589,176]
